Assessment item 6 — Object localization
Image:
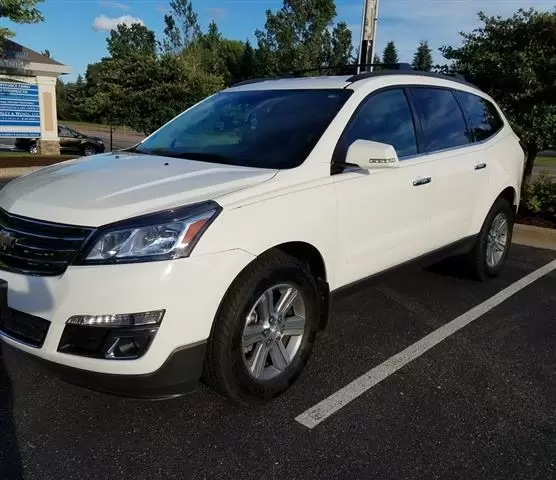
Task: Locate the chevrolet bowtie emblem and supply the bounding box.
[0,230,17,251]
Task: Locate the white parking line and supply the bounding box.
[295,259,556,429]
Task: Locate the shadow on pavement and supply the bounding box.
[0,343,23,480]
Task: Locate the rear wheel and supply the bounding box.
[466,197,514,280]
[202,251,319,403]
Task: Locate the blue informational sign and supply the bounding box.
[0,82,40,138]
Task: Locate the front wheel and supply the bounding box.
[466,197,514,280]
[202,251,320,403]
[82,145,98,156]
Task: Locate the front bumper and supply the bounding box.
[0,249,255,396]
[3,340,206,399]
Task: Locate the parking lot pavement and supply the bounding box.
[1,245,555,480]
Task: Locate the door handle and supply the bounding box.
[474,163,487,170]
[412,177,432,187]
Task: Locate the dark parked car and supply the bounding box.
[15,125,105,156]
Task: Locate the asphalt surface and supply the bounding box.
[1,244,555,480]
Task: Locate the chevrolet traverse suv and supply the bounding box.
[0,68,524,402]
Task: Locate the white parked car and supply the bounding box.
[0,68,524,402]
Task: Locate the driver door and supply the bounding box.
[333,88,437,287]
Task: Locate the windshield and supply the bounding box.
[136,89,352,169]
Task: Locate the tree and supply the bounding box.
[382,41,399,65]
[198,20,226,76]
[255,0,351,75]
[0,0,43,39]
[441,8,556,187]
[412,40,432,71]
[107,22,156,58]
[240,40,256,80]
[161,0,201,53]
[88,21,223,134]
[330,21,353,66]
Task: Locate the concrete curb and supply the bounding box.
[0,166,41,179]
[513,223,556,251]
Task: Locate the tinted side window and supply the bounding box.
[59,127,73,137]
[410,87,470,152]
[454,91,503,142]
[339,89,418,158]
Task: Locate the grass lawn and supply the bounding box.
[62,120,139,134]
[535,156,556,167]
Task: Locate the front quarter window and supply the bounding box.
[136,89,352,169]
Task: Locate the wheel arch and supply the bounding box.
[267,241,330,331]
[213,241,331,333]
[498,186,518,217]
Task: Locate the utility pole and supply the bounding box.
[357,0,380,73]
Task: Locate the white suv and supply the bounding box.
[0,69,524,402]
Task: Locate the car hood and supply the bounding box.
[0,152,277,226]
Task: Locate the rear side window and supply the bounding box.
[337,88,418,158]
[409,87,471,152]
[454,91,504,142]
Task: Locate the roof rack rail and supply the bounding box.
[231,77,275,87]
[230,65,476,90]
[231,62,415,88]
[445,72,467,81]
[347,69,476,89]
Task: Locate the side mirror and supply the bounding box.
[345,139,400,169]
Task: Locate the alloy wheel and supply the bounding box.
[486,212,509,267]
[241,283,306,381]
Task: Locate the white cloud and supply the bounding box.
[339,0,554,64]
[208,7,226,20]
[92,14,145,32]
[98,1,130,10]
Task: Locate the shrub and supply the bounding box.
[521,172,556,220]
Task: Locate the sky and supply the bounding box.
[4,0,556,80]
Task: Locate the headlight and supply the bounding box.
[80,202,220,264]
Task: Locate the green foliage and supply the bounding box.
[161,0,201,53]
[107,23,157,58]
[81,22,224,135]
[0,0,43,38]
[330,21,353,66]
[255,0,352,75]
[382,41,398,65]
[521,172,556,219]
[440,8,556,185]
[412,40,432,71]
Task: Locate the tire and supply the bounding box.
[465,197,514,281]
[29,143,38,155]
[82,145,98,156]
[202,250,320,403]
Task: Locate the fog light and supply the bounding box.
[67,310,165,327]
[106,334,153,359]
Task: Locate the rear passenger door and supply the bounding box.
[408,86,484,248]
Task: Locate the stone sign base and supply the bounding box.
[38,139,60,156]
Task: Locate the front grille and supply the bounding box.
[0,209,94,276]
[1,308,50,347]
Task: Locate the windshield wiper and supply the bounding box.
[137,149,236,165]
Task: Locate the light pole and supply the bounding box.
[357,0,380,73]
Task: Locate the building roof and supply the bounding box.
[0,39,70,76]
